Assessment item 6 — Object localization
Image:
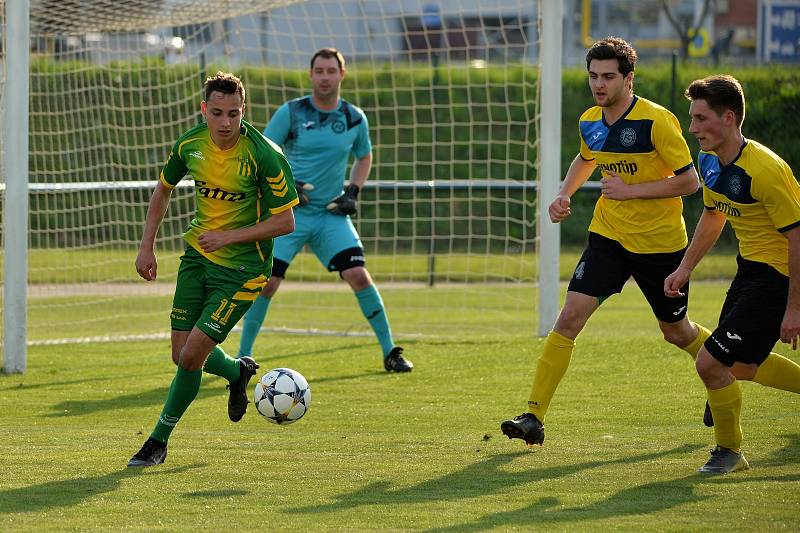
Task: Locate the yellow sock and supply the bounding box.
[752,353,800,393]
[707,380,742,452]
[527,331,575,422]
[681,322,712,360]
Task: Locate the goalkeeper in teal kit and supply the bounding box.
[238,48,413,372]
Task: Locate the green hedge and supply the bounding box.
[23,59,800,249]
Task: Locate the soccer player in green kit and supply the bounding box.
[237,48,413,373]
[128,72,299,467]
[665,75,800,473]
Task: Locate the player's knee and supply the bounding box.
[178,350,206,372]
[662,328,691,348]
[553,303,591,336]
[262,276,283,298]
[659,318,695,348]
[342,266,372,291]
[731,362,758,381]
[695,349,726,385]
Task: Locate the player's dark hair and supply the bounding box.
[310,47,346,71]
[685,75,745,127]
[586,37,637,77]
[203,71,245,103]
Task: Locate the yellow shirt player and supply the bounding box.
[666,74,800,474]
[579,96,693,253]
[501,37,711,448]
[128,72,299,468]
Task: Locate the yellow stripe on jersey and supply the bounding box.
[232,291,259,301]
[177,136,204,158]
[159,172,176,189]
[242,277,269,290]
[267,170,285,184]
[270,198,299,214]
[246,147,259,177]
[233,274,268,301]
[267,170,289,196]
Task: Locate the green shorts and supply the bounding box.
[171,247,268,343]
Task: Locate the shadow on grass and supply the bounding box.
[0,463,207,515]
[757,432,800,466]
[424,471,800,533]
[0,376,110,392]
[45,377,227,418]
[289,443,704,517]
[422,434,800,532]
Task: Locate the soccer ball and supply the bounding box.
[253,367,311,425]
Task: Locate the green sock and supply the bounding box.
[203,345,241,383]
[150,366,202,444]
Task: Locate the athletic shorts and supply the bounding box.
[171,247,268,343]
[704,255,789,367]
[272,208,364,275]
[567,232,689,323]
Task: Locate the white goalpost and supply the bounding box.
[1,0,561,372]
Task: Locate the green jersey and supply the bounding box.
[160,119,299,275]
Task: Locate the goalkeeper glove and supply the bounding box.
[326,184,360,216]
[295,179,314,207]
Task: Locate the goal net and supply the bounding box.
[2,0,546,349]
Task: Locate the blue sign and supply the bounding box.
[422,4,442,30]
[759,0,800,61]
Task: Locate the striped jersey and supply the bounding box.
[160,119,299,275]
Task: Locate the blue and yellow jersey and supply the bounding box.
[264,96,371,213]
[579,96,694,253]
[160,119,299,275]
[699,139,800,276]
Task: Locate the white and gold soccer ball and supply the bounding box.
[253,368,311,425]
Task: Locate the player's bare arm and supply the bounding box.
[197,208,295,253]
[602,165,699,201]
[136,180,174,281]
[664,208,727,298]
[349,152,372,190]
[781,226,800,349]
[549,155,596,223]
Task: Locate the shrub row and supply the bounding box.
[23,59,800,249]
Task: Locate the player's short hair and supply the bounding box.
[685,75,745,127]
[203,71,245,103]
[310,47,346,71]
[586,37,637,77]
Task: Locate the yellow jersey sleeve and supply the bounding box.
[751,156,800,233]
[651,110,693,175]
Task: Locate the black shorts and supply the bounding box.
[567,232,689,323]
[269,246,365,279]
[704,255,789,367]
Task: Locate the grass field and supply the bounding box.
[21,249,741,284]
[1,281,799,531]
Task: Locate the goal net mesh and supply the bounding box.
[1,0,541,345]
